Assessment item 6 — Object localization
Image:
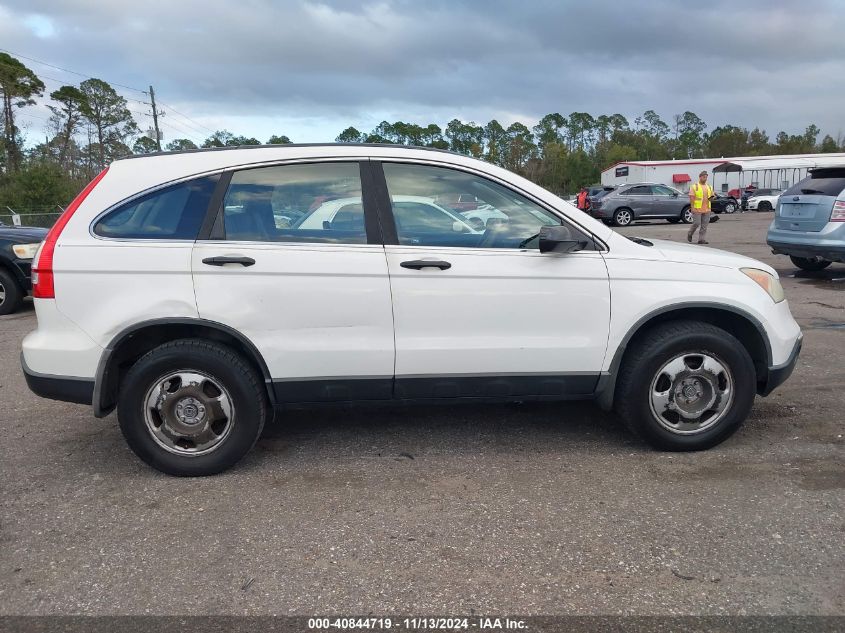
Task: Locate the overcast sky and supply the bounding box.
[2,0,844,147]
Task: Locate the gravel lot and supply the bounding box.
[0,212,842,616]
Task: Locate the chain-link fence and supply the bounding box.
[0,209,63,228]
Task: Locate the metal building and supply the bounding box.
[601,153,845,196]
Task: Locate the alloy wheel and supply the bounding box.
[614,209,632,226]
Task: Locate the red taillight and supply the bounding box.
[831,200,845,222]
[32,168,109,299]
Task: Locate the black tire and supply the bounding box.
[118,339,268,476]
[667,218,681,224]
[790,255,832,271]
[724,201,737,214]
[757,201,772,212]
[0,268,23,316]
[614,320,756,451]
[612,207,633,227]
[681,206,693,223]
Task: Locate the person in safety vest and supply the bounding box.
[576,187,589,211]
[687,170,715,244]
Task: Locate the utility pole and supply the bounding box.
[149,85,163,151]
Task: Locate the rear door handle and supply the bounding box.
[202,256,256,267]
[400,259,452,270]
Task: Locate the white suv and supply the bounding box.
[22,145,802,476]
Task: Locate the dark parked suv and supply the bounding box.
[588,183,692,226]
[0,221,48,315]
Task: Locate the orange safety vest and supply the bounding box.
[690,182,714,212]
[577,191,588,209]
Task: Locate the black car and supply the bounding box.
[711,193,739,214]
[0,222,48,315]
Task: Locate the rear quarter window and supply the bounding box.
[93,175,218,239]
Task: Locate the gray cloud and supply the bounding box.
[1,0,843,143]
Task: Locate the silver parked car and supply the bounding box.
[767,167,845,270]
[587,183,693,226]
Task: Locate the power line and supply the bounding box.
[128,107,204,144]
[0,47,148,94]
[156,101,217,135]
[159,120,205,144]
[17,111,51,122]
[2,55,215,140]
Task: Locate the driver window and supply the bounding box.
[382,163,582,250]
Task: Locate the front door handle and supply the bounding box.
[400,259,452,270]
[202,256,256,267]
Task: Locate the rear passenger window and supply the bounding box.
[94,175,217,239]
[222,162,366,244]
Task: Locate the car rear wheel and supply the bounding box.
[0,268,23,316]
[612,208,633,226]
[614,320,756,451]
[757,201,773,212]
[681,207,693,223]
[118,339,268,476]
[790,255,832,271]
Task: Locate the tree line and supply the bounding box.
[1,52,843,220]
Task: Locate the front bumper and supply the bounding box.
[757,334,802,397]
[5,257,33,292]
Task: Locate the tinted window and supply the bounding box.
[382,163,587,250]
[784,175,845,197]
[625,186,651,195]
[94,175,217,239]
[652,185,676,195]
[223,163,365,244]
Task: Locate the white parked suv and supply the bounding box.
[22,145,803,476]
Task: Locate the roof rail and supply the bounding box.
[114,142,467,162]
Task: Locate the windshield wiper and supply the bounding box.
[800,188,825,194]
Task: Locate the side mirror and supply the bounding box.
[671,192,679,197]
[538,225,589,254]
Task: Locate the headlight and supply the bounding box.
[12,243,41,259]
[741,268,785,303]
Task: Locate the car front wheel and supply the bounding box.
[724,201,737,213]
[681,207,693,223]
[757,201,773,212]
[790,255,832,271]
[118,339,268,476]
[614,321,756,451]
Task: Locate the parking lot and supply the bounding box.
[0,212,842,616]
